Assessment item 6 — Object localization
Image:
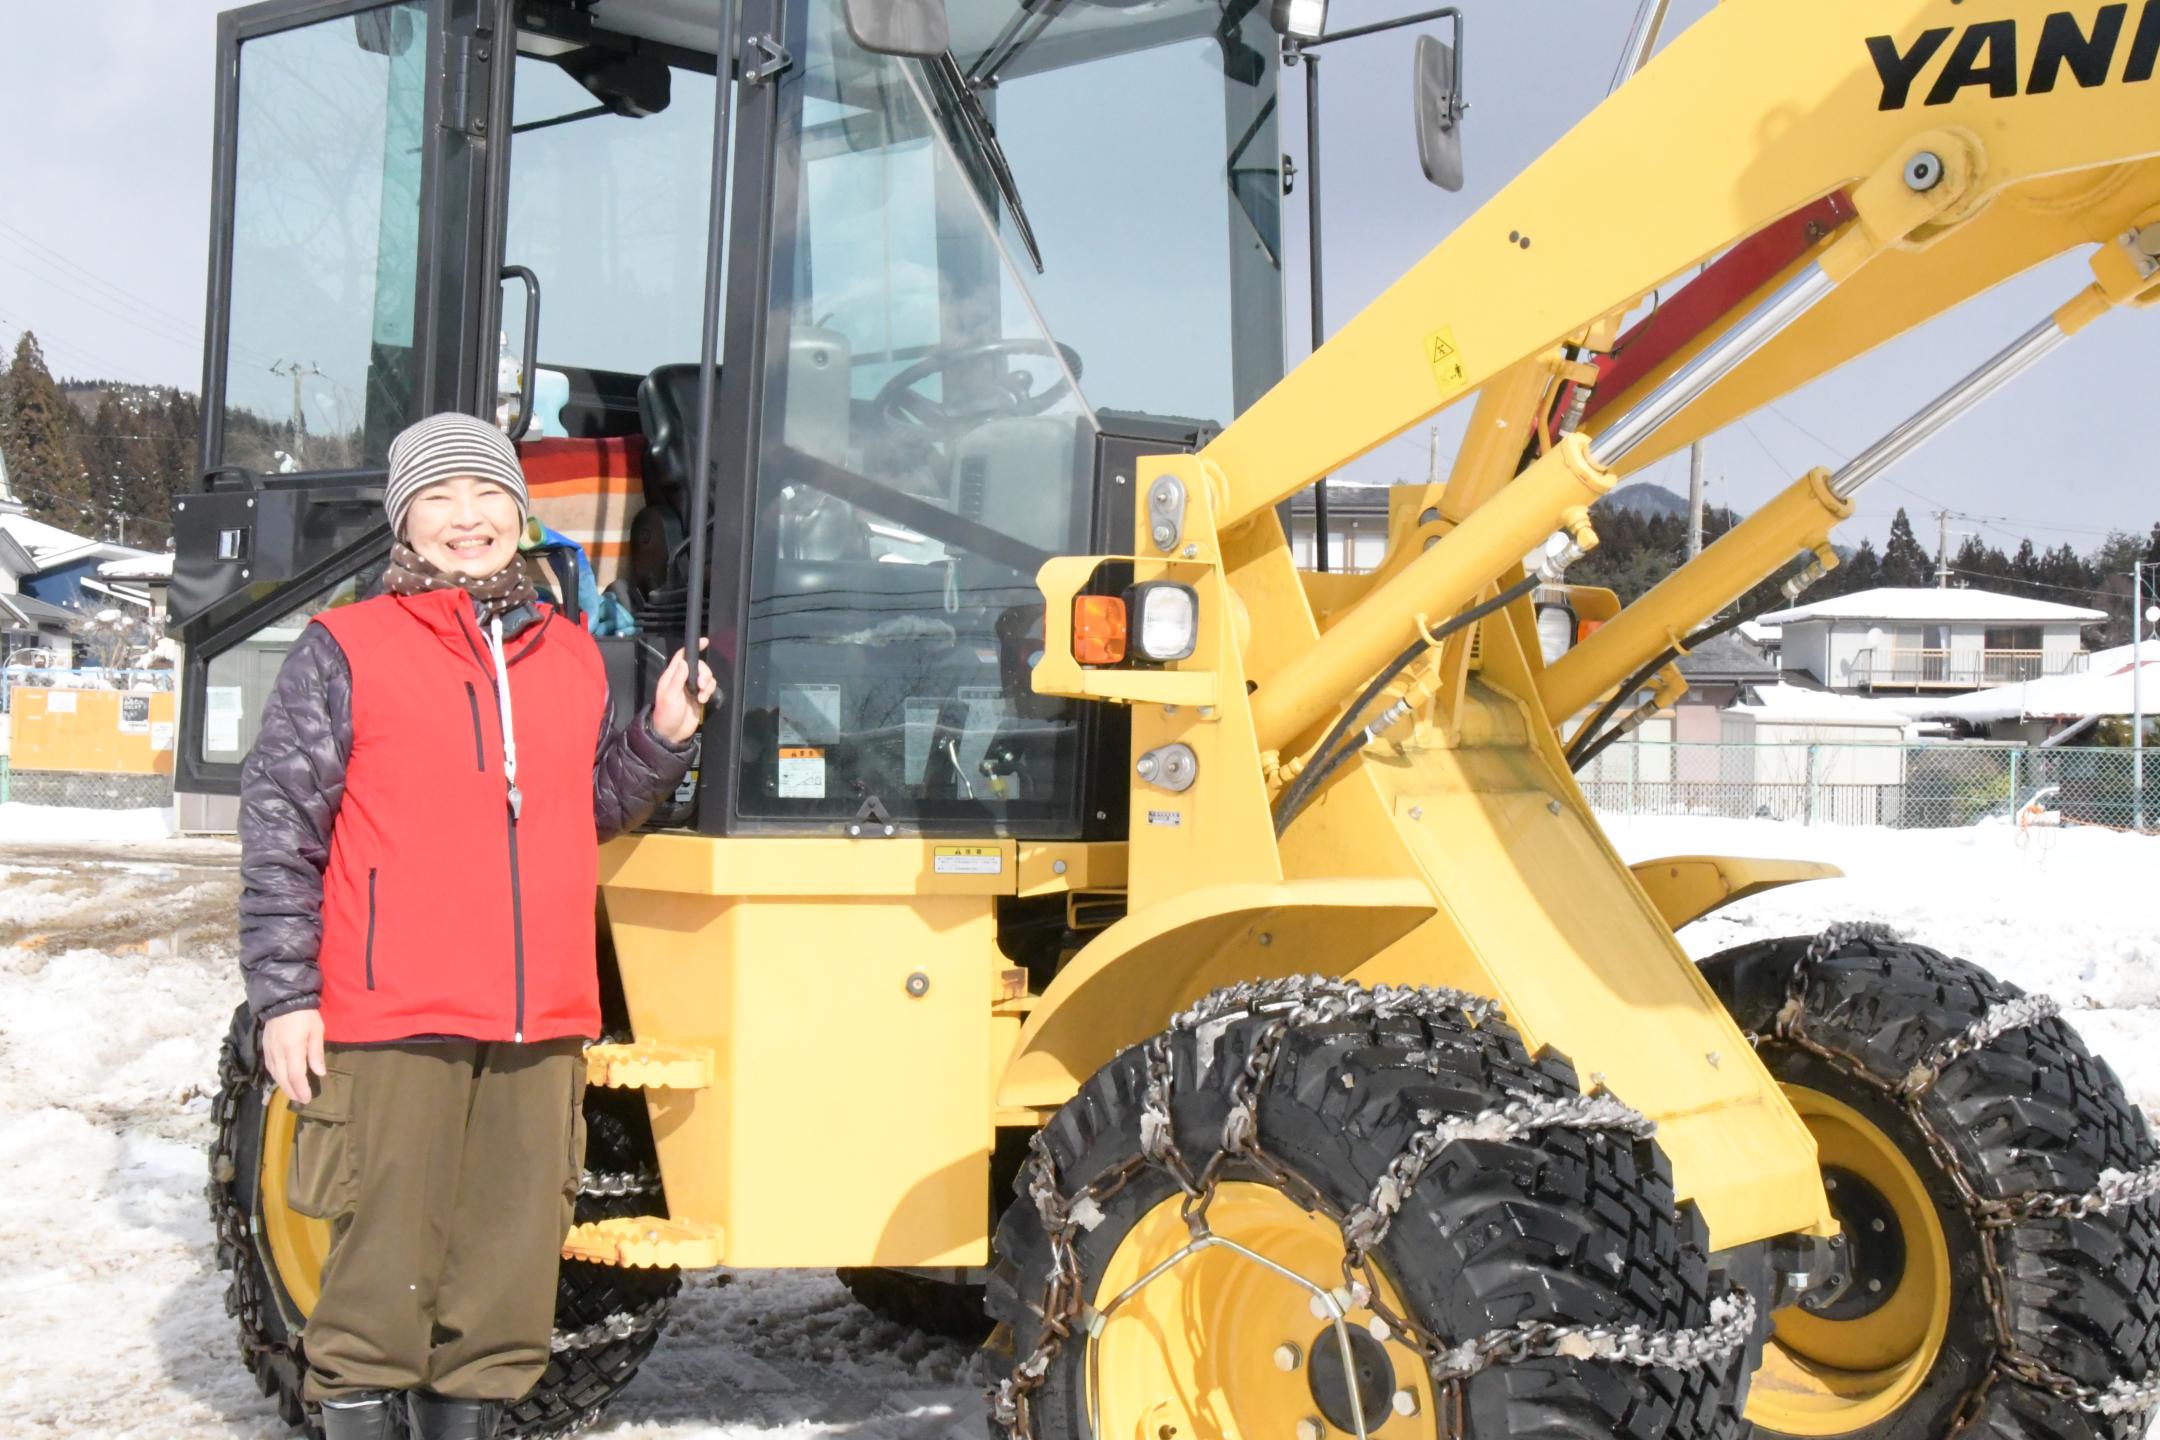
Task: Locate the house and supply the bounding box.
[0,524,78,665]
[0,461,163,659]
[1889,642,2158,745]
[1755,586,2100,694]
[1671,629,1782,731]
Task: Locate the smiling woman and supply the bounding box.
[232,409,715,1440]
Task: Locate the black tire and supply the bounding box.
[836,1268,992,1341]
[985,985,1748,1439]
[1701,929,2160,1440]
[208,1005,678,1438]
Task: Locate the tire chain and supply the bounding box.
[551,1298,671,1355]
[991,974,1755,1438]
[207,1036,282,1385]
[1768,924,2160,1425]
[579,1168,662,1198]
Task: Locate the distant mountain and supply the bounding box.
[1596,482,1689,519]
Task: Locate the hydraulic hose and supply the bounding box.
[1273,573,1541,837]
[1562,609,1749,772]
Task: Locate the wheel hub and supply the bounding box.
[1308,1324,1397,1433]
[1807,1165,1906,1324]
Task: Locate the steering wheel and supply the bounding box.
[874,338,1083,437]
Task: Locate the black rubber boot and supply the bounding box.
[406,1391,501,1440]
[318,1391,400,1440]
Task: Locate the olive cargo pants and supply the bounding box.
[287,1039,587,1402]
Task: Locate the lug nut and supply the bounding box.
[1393,1388,1422,1417]
[1296,1419,1326,1440]
[1274,1343,1303,1372]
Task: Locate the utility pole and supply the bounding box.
[2137,560,2152,833]
[1686,441,1706,557]
[269,360,322,469]
[1931,509,1979,588]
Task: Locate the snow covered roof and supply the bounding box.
[1737,619,1782,646]
[0,510,93,561]
[1884,658,2158,724]
[1756,586,2105,626]
[1732,682,1921,729]
[96,552,174,581]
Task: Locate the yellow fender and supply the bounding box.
[997,878,1436,1109]
[1629,854,1842,932]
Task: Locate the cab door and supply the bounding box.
[173,0,505,823]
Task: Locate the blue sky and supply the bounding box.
[1,0,2152,553]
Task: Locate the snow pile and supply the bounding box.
[0,802,176,844]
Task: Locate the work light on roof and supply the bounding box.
[1270,0,1328,42]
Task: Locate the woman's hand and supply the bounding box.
[263,1009,326,1106]
[652,638,719,746]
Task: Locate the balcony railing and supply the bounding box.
[1854,647,2089,690]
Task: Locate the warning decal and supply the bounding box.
[933,844,1004,876]
[777,746,825,799]
[1425,326,1470,397]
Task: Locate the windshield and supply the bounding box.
[954,0,1286,423]
[729,0,1282,834]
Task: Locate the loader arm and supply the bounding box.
[1018,0,2160,1252]
[1204,0,2160,531]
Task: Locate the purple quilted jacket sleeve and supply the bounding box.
[237,624,351,1020]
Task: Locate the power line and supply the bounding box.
[0,219,212,339]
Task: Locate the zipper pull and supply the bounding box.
[508,783,523,822]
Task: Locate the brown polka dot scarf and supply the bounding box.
[384,542,540,624]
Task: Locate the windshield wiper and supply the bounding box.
[925,53,1045,274]
[963,0,1075,88]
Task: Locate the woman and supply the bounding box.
[237,411,716,1440]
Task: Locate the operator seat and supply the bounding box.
[628,363,709,602]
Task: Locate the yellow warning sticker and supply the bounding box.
[933,844,1004,876]
[1425,326,1470,397]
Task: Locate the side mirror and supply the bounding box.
[1413,34,1465,192]
[353,9,419,57]
[844,0,950,58]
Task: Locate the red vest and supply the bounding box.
[312,589,607,1044]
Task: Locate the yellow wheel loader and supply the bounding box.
[188,0,2160,1436]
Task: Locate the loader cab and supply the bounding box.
[173,0,1285,835]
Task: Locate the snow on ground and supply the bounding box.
[0,815,2153,1436]
[0,801,176,844]
[1603,814,2160,1120]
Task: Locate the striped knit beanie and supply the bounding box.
[384,412,530,539]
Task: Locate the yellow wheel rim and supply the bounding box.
[258,1091,332,1317]
[1746,1085,1952,1437]
[1088,1182,1432,1438]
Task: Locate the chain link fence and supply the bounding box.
[0,758,174,810]
[1578,741,2159,832]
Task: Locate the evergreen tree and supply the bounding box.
[1824,537,1882,597]
[2009,538,2040,600]
[1878,507,1932,587]
[0,332,92,531]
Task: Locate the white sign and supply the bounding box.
[932,845,1003,875]
[206,686,245,754]
[44,690,76,714]
[149,721,175,753]
[777,746,825,799]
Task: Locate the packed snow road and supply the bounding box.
[0,815,2154,1438]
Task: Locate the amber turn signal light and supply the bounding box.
[1073,595,1128,664]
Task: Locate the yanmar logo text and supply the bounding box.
[1868,4,2159,109]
